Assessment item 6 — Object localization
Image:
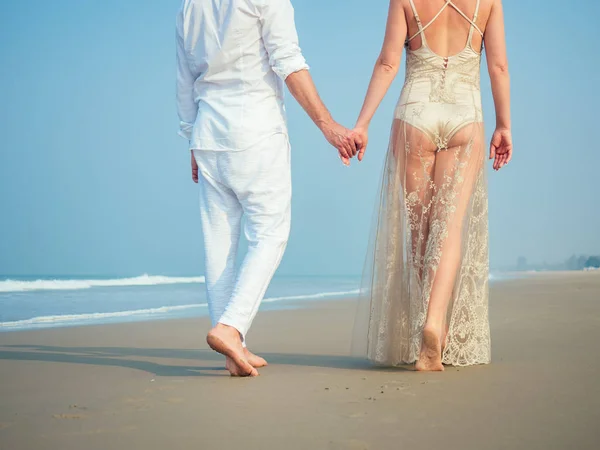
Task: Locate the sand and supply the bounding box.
[0,271,599,450]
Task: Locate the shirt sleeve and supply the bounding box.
[176,10,197,141]
[257,0,309,81]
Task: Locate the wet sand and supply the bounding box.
[0,271,599,450]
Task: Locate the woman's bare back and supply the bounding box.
[404,0,494,57]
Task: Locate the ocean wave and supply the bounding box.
[0,275,206,293]
[262,289,360,303]
[0,304,208,329]
[0,289,359,330]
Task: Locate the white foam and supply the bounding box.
[0,275,206,293]
[262,289,360,303]
[0,304,208,329]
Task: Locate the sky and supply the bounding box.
[0,0,598,277]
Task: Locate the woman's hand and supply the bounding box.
[353,126,369,162]
[489,128,513,171]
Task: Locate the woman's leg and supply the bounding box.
[416,125,484,371]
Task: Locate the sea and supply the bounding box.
[0,275,362,332]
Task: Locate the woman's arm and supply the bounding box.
[354,0,407,160]
[484,0,513,170]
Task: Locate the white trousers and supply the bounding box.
[193,133,291,343]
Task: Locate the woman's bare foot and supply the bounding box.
[244,349,268,368]
[441,332,448,354]
[207,325,258,377]
[441,322,448,353]
[415,327,444,372]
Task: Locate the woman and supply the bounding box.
[352,0,512,371]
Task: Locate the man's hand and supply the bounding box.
[319,120,357,166]
[191,152,199,183]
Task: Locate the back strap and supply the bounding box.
[456,0,484,38]
[408,0,484,43]
[407,0,424,40]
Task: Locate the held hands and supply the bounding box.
[320,120,357,166]
[489,128,513,171]
[320,120,368,166]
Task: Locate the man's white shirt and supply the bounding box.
[176,0,309,151]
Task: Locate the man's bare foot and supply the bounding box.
[415,327,444,372]
[207,325,258,377]
[225,357,244,377]
[225,352,266,375]
[244,349,268,368]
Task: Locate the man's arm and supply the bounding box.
[257,0,356,163]
[285,70,356,163]
[176,10,198,141]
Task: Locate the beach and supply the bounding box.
[0,271,599,450]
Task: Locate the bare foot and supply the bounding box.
[225,350,267,374]
[207,325,258,377]
[415,327,444,372]
[244,349,268,368]
[225,357,244,377]
[441,323,448,353]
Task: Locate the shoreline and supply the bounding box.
[3,270,597,333]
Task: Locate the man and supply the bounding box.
[176,0,358,377]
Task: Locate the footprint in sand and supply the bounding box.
[51,405,89,419]
[62,425,138,436]
[385,380,411,388]
[52,414,86,420]
[69,404,88,410]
